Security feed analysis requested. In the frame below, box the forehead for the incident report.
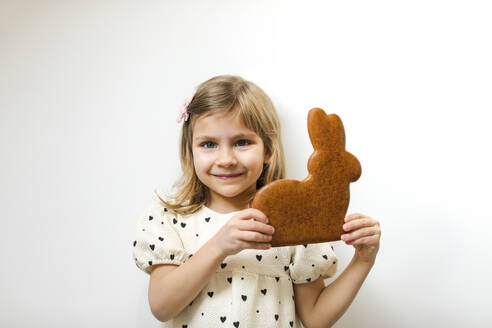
[192,111,259,140]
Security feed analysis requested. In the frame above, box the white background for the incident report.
[1,1,491,327]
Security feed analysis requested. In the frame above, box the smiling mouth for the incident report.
[215,173,243,179]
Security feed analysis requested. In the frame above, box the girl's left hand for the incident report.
[341,213,381,264]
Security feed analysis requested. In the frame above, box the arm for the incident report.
[149,239,226,322]
[295,255,374,328]
[148,208,274,322]
[295,212,380,328]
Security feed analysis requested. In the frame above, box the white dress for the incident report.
[132,194,338,328]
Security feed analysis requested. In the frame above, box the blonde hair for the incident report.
[155,75,286,216]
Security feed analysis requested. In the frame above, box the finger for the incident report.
[349,234,380,246]
[238,208,269,224]
[341,226,380,243]
[240,241,272,251]
[343,217,378,231]
[344,213,366,223]
[239,230,273,243]
[237,220,275,235]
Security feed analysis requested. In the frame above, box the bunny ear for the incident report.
[307,108,346,151]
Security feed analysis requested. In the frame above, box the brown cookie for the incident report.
[252,108,362,246]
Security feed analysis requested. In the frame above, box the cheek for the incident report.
[241,152,265,172]
[191,150,203,169]
[193,157,206,170]
[193,152,213,171]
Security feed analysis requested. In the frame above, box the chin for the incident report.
[216,187,250,198]
[217,190,244,198]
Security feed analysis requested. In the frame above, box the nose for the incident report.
[216,146,237,167]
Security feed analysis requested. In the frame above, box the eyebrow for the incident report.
[194,133,257,141]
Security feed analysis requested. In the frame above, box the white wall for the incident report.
[1,1,491,327]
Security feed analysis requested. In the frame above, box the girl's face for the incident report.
[191,110,270,211]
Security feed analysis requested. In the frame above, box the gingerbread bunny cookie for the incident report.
[252,108,362,247]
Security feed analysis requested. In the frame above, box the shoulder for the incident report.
[288,242,338,283]
[150,194,178,216]
[136,194,178,228]
[149,193,206,218]
[290,242,336,257]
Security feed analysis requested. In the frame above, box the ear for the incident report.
[308,109,345,151]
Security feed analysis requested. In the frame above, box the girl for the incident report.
[132,75,381,328]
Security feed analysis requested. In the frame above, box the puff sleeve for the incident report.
[288,242,338,284]
[132,197,191,274]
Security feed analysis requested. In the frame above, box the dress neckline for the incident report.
[202,204,243,217]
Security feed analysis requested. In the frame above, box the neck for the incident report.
[205,192,255,214]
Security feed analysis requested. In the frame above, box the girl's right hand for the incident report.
[209,208,275,257]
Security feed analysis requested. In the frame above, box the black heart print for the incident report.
[274,314,279,321]
[180,222,186,228]
[220,316,226,322]
[227,277,232,284]
[149,215,153,221]
[173,218,177,224]
[149,244,155,251]
[233,322,240,327]
[241,295,247,301]
[208,291,214,297]
[221,263,227,269]
[261,289,267,295]
[205,217,211,222]
[158,237,164,241]
[256,255,262,261]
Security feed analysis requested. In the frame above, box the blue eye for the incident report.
[236,139,251,146]
[201,141,215,148]
[200,140,251,148]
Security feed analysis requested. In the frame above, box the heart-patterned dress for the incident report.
[133,194,338,328]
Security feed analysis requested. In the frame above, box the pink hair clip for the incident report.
[177,92,195,123]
